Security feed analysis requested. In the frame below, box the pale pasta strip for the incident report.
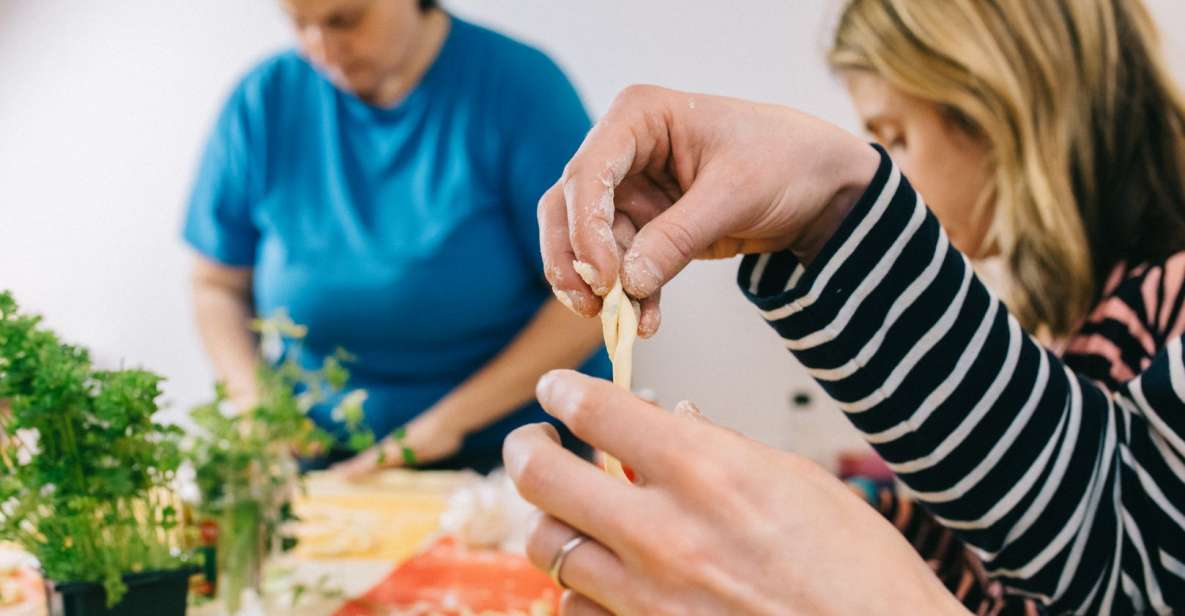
[599,278,639,481]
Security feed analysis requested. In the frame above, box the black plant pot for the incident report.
[45,567,196,616]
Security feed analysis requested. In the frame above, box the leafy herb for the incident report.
[380,425,418,468]
[182,310,375,613]
[286,572,344,607]
[0,291,188,606]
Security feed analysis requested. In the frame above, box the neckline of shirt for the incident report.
[335,13,466,121]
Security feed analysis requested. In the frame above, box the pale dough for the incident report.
[599,279,639,482]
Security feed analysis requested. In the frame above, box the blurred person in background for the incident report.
[183,0,608,475]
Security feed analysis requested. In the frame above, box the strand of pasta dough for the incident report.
[600,278,639,482]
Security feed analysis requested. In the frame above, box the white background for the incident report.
[2,1,1183,465]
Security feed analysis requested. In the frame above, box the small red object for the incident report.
[333,536,560,616]
[198,519,219,544]
[837,450,894,481]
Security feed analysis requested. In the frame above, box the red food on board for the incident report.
[334,536,560,616]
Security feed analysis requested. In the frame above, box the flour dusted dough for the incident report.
[599,279,639,481]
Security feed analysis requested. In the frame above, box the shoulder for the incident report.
[451,17,564,73]
[196,51,321,190]
[443,17,589,160]
[448,17,582,103]
[221,50,320,113]
[205,50,326,155]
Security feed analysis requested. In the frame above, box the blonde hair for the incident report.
[830,0,1185,336]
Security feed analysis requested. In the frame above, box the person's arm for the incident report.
[333,298,603,473]
[738,148,1185,612]
[183,75,264,407]
[425,297,603,433]
[190,256,259,410]
[334,45,606,473]
[420,297,602,445]
[535,85,1185,613]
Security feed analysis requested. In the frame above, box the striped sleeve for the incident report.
[737,145,1185,613]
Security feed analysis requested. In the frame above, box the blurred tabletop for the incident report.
[5,470,559,616]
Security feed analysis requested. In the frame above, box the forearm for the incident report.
[191,267,259,408]
[738,147,1121,609]
[423,297,604,435]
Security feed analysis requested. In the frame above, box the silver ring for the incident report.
[548,535,588,590]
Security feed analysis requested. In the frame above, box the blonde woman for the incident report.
[831,0,1185,611]
[502,0,1185,613]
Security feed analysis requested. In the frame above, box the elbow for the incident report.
[190,257,253,302]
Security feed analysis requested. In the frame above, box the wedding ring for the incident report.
[547,534,588,590]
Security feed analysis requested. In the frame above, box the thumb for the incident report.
[620,174,740,298]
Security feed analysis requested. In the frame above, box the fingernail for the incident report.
[572,260,597,286]
[572,260,610,295]
[536,370,562,405]
[639,305,661,338]
[623,252,661,297]
[551,287,579,313]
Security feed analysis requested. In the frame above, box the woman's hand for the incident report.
[331,412,464,478]
[504,370,969,616]
[539,85,879,333]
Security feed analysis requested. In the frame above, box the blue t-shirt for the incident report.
[183,17,610,460]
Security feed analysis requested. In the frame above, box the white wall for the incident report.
[2,1,1183,465]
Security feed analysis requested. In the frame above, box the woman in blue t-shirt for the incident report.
[183,0,610,474]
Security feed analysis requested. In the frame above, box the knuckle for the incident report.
[544,264,562,289]
[513,450,551,501]
[560,168,582,197]
[651,532,713,588]
[615,84,659,109]
[523,514,553,568]
[504,428,548,495]
[649,440,685,473]
[673,452,730,498]
[560,385,603,436]
[652,217,702,262]
[667,532,709,569]
[536,184,560,220]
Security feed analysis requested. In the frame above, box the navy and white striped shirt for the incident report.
[738,146,1185,614]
